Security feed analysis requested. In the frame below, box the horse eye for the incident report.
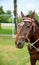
[22,38,25,41]
[27,24,30,27]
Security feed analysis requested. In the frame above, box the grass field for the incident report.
[0,36,39,65]
[0,25,15,35]
[0,29,12,35]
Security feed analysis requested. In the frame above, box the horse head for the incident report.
[15,11,36,48]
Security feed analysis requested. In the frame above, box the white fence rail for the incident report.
[1,23,14,26]
[0,14,17,38]
[0,23,16,38]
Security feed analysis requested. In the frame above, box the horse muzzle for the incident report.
[15,41,24,48]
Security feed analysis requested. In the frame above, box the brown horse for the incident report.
[15,12,39,65]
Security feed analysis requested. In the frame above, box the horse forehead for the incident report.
[22,17,34,22]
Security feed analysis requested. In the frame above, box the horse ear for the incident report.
[30,11,35,18]
[21,11,25,18]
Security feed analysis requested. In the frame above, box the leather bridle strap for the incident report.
[30,39,39,51]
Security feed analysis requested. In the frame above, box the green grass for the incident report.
[0,29,12,35]
[0,36,39,65]
[0,26,15,35]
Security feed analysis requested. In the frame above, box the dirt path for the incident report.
[0,45,18,51]
[26,62,30,65]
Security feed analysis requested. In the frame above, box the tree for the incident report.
[0,6,5,14]
[0,6,5,29]
[5,10,12,23]
[34,13,39,22]
[28,10,33,15]
[0,6,12,29]
[28,10,39,23]
[14,0,18,33]
[6,10,12,15]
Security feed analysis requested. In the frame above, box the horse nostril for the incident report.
[19,42,21,45]
[18,42,21,47]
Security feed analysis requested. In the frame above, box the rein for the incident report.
[29,39,39,51]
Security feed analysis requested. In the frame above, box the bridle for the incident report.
[17,17,39,51]
[17,17,34,38]
[24,18,39,51]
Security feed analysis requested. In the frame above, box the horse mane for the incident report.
[34,18,39,27]
[33,18,39,33]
